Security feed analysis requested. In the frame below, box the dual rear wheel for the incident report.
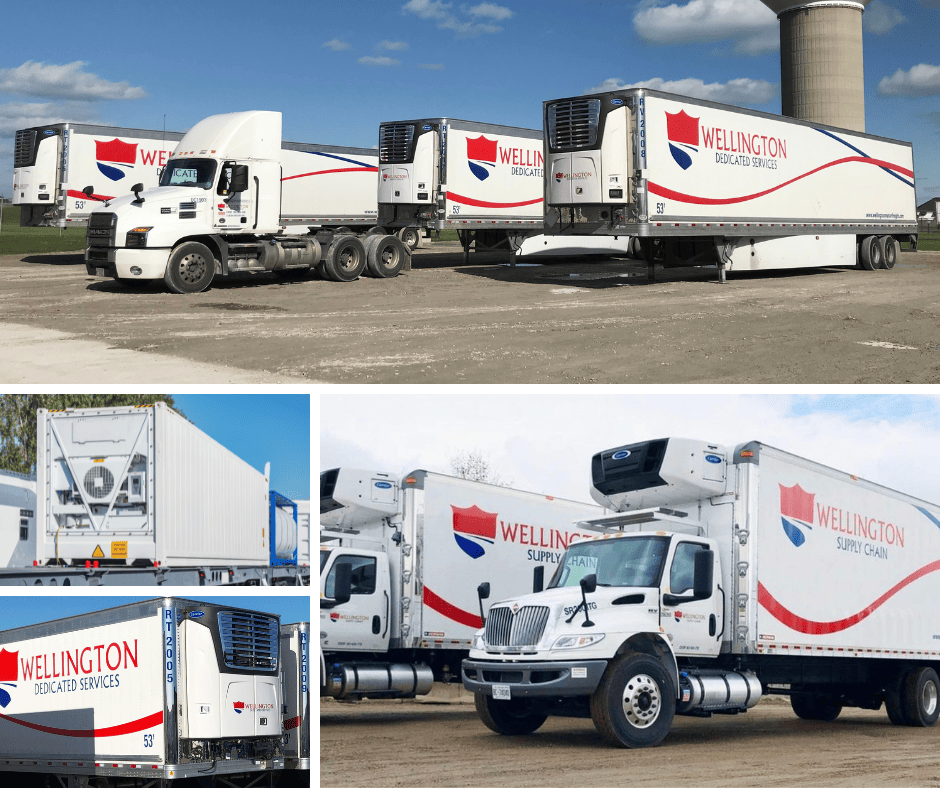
[859,235,899,271]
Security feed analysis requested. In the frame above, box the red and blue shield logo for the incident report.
[95,138,138,182]
[779,483,815,547]
[452,504,497,559]
[666,111,699,171]
[0,648,19,708]
[467,135,498,181]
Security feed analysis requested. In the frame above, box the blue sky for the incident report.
[1,0,938,203]
[172,394,310,501]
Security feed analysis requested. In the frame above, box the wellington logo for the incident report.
[233,701,245,714]
[95,139,138,182]
[467,135,498,181]
[666,110,699,171]
[0,648,17,708]
[452,504,497,559]
[780,483,815,547]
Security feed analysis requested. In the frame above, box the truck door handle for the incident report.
[372,615,381,635]
[382,590,390,638]
[709,614,717,637]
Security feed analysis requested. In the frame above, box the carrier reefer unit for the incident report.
[36,403,269,568]
[0,597,283,784]
[279,622,310,772]
[0,469,36,568]
[84,110,389,292]
[13,123,184,227]
[320,468,605,700]
[463,438,940,747]
[542,89,917,280]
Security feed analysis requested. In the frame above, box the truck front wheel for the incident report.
[790,692,842,721]
[164,242,216,293]
[903,667,940,726]
[590,653,675,748]
[474,692,548,735]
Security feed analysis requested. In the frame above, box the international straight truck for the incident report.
[542,88,917,281]
[13,123,184,227]
[319,468,605,700]
[0,597,284,787]
[463,438,940,747]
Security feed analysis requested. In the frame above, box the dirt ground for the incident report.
[320,693,940,788]
[1,244,939,383]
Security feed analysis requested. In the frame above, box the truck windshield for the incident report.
[160,158,217,189]
[549,536,668,589]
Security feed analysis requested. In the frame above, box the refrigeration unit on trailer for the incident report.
[542,88,917,281]
[463,437,940,747]
[320,467,606,701]
[279,622,310,773]
[0,597,283,786]
[36,403,269,569]
[12,123,184,227]
[0,469,35,568]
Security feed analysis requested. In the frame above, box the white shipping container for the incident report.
[37,404,269,567]
[279,622,310,770]
[0,470,35,568]
[295,500,310,565]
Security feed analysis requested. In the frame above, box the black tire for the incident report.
[163,242,216,293]
[321,236,366,282]
[885,671,910,725]
[398,226,422,251]
[902,667,940,727]
[790,692,843,722]
[590,653,675,748]
[473,692,547,736]
[859,235,881,271]
[366,235,408,278]
[880,236,898,270]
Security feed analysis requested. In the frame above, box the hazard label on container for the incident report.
[92,545,104,558]
[111,541,128,559]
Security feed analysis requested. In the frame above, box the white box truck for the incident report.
[0,598,283,784]
[463,437,940,747]
[320,467,605,700]
[279,622,310,774]
[12,123,184,227]
[0,469,36,568]
[83,110,393,292]
[542,89,918,281]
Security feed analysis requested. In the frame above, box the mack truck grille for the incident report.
[86,212,117,247]
[484,606,550,649]
[14,129,38,168]
[548,98,600,149]
[379,124,415,163]
[218,611,279,671]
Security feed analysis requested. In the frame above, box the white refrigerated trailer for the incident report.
[463,438,940,747]
[542,89,918,281]
[12,123,183,227]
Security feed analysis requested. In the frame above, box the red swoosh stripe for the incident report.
[446,191,542,209]
[0,710,163,738]
[649,156,914,206]
[67,189,114,201]
[423,587,483,629]
[282,167,377,182]
[758,558,940,635]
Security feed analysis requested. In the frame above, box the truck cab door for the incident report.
[214,161,253,230]
[660,540,723,657]
[320,549,391,653]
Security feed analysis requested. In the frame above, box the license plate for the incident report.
[492,684,511,701]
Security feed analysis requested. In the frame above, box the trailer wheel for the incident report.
[474,692,547,735]
[164,242,216,293]
[398,226,422,251]
[880,236,898,270]
[321,236,367,282]
[590,653,675,748]
[902,667,940,726]
[858,236,882,271]
[367,235,408,278]
[885,671,911,724]
[790,692,842,721]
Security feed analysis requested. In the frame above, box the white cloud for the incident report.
[418,63,446,70]
[633,0,778,56]
[863,0,907,34]
[358,56,403,67]
[0,101,104,136]
[878,63,940,96]
[322,38,352,51]
[0,61,146,101]
[376,40,409,51]
[585,76,776,106]
[403,0,510,37]
[403,0,452,20]
[467,2,514,20]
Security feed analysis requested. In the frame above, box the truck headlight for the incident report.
[126,227,153,247]
[471,630,486,651]
[552,633,606,650]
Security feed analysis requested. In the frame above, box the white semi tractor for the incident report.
[319,467,604,700]
[542,88,917,281]
[463,437,940,747]
[12,122,184,227]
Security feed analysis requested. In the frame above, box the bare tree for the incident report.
[449,449,512,487]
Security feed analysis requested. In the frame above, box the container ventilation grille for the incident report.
[14,129,38,168]
[83,466,115,499]
[218,611,279,671]
[379,125,415,163]
[484,606,550,649]
[548,99,601,149]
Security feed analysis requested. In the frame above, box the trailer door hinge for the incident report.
[737,562,749,577]
[736,529,749,545]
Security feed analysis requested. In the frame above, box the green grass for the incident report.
[0,206,87,255]
[430,229,460,243]
[917,231,940,252]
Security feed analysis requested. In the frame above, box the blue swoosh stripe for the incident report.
[300,150,375,169]
[915,506,940,530]
[816,128,913,188]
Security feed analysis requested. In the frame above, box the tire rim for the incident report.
[621,674,661,729]
[381,243,400,270]
[179,252,207,284]
[339,246,360,272]
[922,681,938,717]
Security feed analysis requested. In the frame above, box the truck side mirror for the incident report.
[320,562,352,609]
[693,549,714,600]
[580,573,597,595]
[229,164,249,192]
[477,582,490,625]
[82,185,94,197]
[533,566,544,593]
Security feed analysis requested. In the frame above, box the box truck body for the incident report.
[320,468,605,700]
[542,89,917,278]
[12,123,184,227]
[0,470,36,568]
[463,438,940,747]
[36,404,268,568]
[279,622,310,770]
[0,598,283,780]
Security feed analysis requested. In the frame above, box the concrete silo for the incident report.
[760,0,870,132]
